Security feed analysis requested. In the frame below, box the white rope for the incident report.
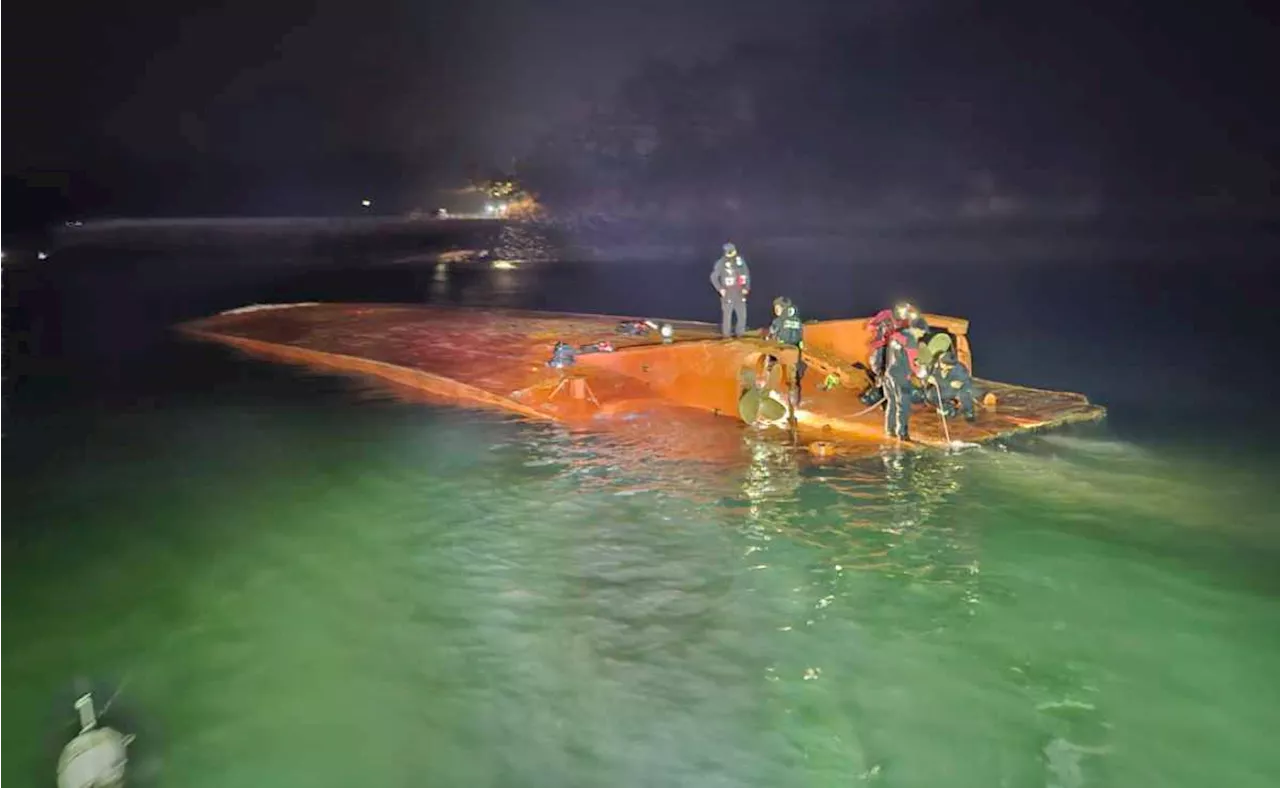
[930,379,954,445]
[95,676,131,719]
[848,396,885,419]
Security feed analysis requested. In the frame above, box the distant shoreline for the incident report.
[56,215,503,233]
[43,216,508,252]
[17,209,1276,269]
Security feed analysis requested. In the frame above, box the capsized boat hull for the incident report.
[177,303,1105,460]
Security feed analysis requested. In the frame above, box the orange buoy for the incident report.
[807,441,837,457]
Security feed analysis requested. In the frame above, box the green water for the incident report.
[4,366,1280,788]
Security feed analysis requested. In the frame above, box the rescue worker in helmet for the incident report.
[860,302,920,406]
[881,315,929,441]
[869,302,919,376]
[709,242,751,337]
[926,350,977,422]
[765,296,807,406]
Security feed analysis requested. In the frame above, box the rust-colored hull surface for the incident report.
[179,303,1105,461]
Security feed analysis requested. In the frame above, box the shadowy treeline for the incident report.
[516,1,1279,229]
[4,156,413,224]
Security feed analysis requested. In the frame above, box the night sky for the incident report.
[4,0,1278,219]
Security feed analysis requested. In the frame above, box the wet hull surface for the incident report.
[178,303,1106,461]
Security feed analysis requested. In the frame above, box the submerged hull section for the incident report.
[178,303,1105,460]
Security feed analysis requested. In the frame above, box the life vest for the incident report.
[883,328,922,378]
[720,258,748,289]
[868,309,908,352]
[779,316,803,344]
[770,307,804,346]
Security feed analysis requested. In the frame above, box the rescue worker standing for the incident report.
[882,316,929,441]
[710,242,751,337]
[868,302,918,379]
[861,302,919,406]
[766,296,807,406]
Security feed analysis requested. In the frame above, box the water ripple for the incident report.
[4,408,1279,787]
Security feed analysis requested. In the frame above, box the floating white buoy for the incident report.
[56,693,134,788]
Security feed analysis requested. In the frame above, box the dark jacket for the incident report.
[767,309,804,347]
[710,255,751,297]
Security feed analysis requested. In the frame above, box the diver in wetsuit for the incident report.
[882,317,929,440]
[766,296,806,406]
[926,350,977,422]
[710,242,751,337]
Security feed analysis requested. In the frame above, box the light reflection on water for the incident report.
[8,225,1280,786]
[4,390,1280,787]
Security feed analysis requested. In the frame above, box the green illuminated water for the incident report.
[6,241,1280,787]
[4,361,1279,787]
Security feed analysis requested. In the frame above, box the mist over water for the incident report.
[4,223,1279,787]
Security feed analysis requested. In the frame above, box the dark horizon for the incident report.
[4,0,1279,228]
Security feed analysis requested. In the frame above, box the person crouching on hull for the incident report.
[710,242,751,337]
[765,296,806,406]
[926,351,977,422]
[882,317,929,441]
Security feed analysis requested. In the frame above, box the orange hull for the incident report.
[177,303,1105,461]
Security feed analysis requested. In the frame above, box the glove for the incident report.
[718,289,726,297]
[915,367,927,380]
